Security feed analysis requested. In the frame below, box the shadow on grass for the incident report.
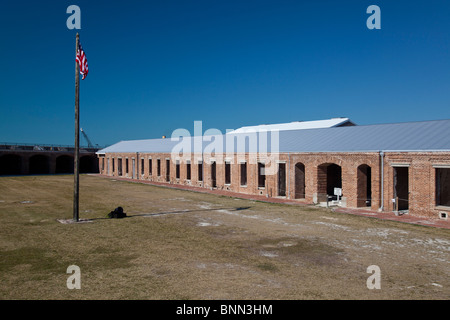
[88,206,252,221]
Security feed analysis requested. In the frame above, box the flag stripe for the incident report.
[76,42,89,80]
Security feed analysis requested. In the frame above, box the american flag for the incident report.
[76,41,89,80]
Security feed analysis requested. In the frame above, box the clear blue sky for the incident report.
[1,0,449,147]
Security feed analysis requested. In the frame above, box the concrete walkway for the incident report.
[94,174,450,230]
[331,207,450,230]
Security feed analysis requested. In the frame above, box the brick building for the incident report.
[97,119,450,220]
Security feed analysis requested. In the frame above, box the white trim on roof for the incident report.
[226,118,354,134]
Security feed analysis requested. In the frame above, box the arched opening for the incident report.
[56,155,74,174]
[29,155,50,175]
[0,154,22,175]
[294,162,305,199]
[317,163,342,200]
[357,164,372,207]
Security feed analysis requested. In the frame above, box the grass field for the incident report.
[0,175,449,300]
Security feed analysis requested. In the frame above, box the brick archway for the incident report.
[317,163,342,200]
[29,155,50,175]
[0,154,22,175]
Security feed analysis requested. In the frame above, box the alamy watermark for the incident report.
[66,4,381,34]
[66,265,81,290]
[366,265,381,289]
[367,5,381,30]
[66,5,81,30]
[170,121,280,175]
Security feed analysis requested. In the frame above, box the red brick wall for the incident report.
[383,152,450,218]
[98,151,450,219]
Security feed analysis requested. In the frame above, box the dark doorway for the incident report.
[29,155,50,175]
[80,155,98,173]
[198,161,203,182]
[327,164,342,196]
[186,161,191,180]
[294,163,305,199]
[157,159,161,176]
[0,155,22,175]
[176,160,180,179]
[56,155,74,174]
[118,158,123,176]
[278,163,286,196]
[211,161,217,188]
[394,167,409,211]
[258,163,266,188]
[436,168,450,207]
[357,165,372,207]
[318,163,342,200]
[166,159,170,182]
[225,161,231,185]
[240,162,247,186]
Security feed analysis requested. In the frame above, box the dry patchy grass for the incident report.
[0,175,448,300]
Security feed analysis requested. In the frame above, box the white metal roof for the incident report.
[97,119,450,154]
[226,117,355,134]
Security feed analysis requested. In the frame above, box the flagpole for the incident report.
[73,32,80,222]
